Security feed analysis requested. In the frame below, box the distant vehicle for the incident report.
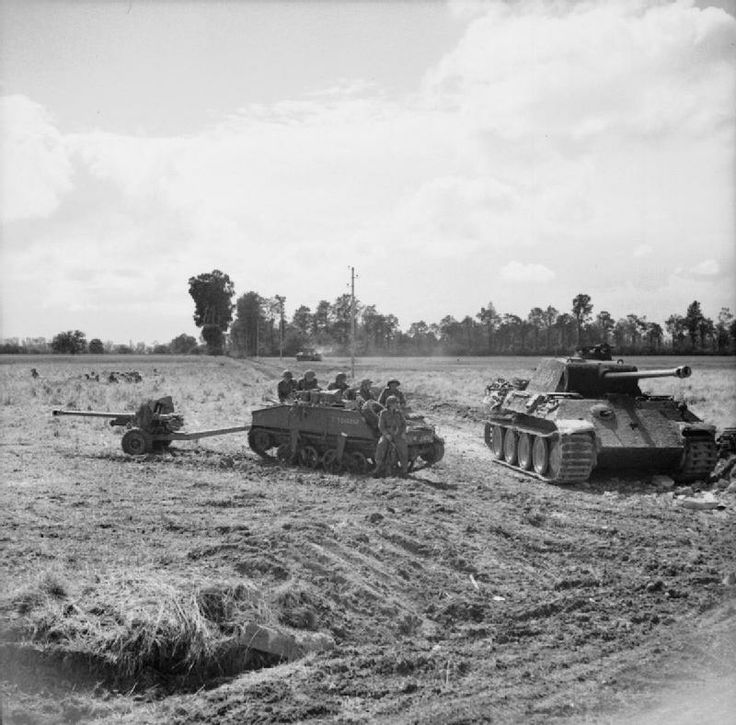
[296,349,322,362]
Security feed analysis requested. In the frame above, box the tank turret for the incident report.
[483,356,717,485]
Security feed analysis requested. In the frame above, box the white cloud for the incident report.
[634,244,653,258]
[0,95,73,223]
[500,261,555,283]
[673,259,721,279]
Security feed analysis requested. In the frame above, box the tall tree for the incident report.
[230,291,263,357]
[572,293,593,345]
[477,302,500,353]
[684,300,705,350]
[51,330,87,354]
[188,269,235,355]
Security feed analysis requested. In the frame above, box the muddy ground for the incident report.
[1,356,735,724]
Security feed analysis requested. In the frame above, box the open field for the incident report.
[1,354,736,724]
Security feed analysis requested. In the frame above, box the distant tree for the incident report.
[665,314,687,352]
[541,306,559,351]
[527,307,545,352]
[230,291,263,357]
[477,302,500,353]
[169,333,198,354]
[51,330,87,354]
[152,343,171,354]
[188,269,235,355]
[572,293,593,345]
[684,301,705,350]
[292,306,313,338]
[88,338,105,354]
[115,344,133,354]
[595,311,615,344]
[715,308,733,353]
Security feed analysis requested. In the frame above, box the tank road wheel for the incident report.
[121,428,152,455]
[532,436,549,476]
[548,439,563,479]
[675,435,718,483]
[248,428,272,458]
[545,433,596,484]
[503,428,518,465]
[483,423,493,449]
[491,425,505,459]
[276,443,294,465]
[345,451,370,475]
[321,449,343,474]
[298,445,320,469]
[517,433,533,470]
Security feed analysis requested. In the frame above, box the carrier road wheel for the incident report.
[532,436,549,476]
[517,433,533,470]
[421,439,445,465]
[503,428,518,465]
[248,428,272,458]
[276,443,293,464]
[345,451,369,474]
[298,445,320,469]
[321,449,343,474]
[491,425,505,459]
[122,428,152,455]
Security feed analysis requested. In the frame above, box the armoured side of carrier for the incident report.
[483,356,718,484]
[248,390,444,474]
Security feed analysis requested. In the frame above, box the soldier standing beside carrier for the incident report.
[373,395,409,478]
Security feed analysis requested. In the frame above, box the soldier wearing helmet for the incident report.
[378,378,405,407]
[373,394,409,478]
[277,370,297,402]
[297,370,320,392]
[327,372,350,394]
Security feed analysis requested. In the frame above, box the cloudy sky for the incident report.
[1,0,734,345]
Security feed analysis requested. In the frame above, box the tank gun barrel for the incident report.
[601,365,691,381]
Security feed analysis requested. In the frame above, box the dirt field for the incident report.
[1,354,735,724]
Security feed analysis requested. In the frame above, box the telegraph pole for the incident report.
[350,266,356,380]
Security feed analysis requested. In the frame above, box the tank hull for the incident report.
[483,358,718,484]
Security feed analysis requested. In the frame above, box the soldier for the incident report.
[327,372,350,394]
[378,379,406,407]
[277,370,297,402]
[297,370,320,391]
[357,378,375,402]
[373,395,409,478]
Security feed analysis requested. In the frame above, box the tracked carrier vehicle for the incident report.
[248,390,444,474]
[483,357,717,484]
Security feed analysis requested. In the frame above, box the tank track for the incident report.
[674,433,718,483]
[485,424,597,485]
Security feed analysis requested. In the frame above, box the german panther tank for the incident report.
[248,390,444,474]
[483,357,717,484]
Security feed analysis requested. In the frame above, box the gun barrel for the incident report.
[52,410,134,426]
[601,366,691,381]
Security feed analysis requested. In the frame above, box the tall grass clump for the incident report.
[3,569,269,686]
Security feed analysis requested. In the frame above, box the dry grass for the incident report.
[3,567,274,686]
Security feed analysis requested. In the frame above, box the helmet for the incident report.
[282,370,293,378]
[361,378,373,386]
[386,395,399,406]
[305,370,315,378]
[336,372,347,380]
[387,379,400,386]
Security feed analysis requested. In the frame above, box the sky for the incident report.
[1,0,735,345]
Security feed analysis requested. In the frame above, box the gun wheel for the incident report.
[121,428,152,455]
[298,445,319,469]
[321,449,343,474]
[421,439,445,465]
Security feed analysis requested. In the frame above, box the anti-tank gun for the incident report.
[52,396,249,455]
[483,356,717,485]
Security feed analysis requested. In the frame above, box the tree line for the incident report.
[2,269,734,356]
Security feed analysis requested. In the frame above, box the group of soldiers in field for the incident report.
[276,369,409,478]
